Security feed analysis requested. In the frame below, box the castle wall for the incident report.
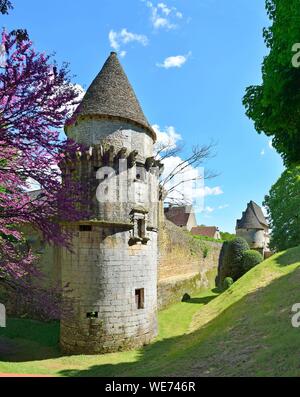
[60,224,157,354]
[12,219,222,320]
[157,220,222,309]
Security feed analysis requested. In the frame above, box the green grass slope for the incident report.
[176,245,300,376]
[0,246,300,376]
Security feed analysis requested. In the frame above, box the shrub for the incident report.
[218,237,249,286]
[242,250,263,273]
[222,277,233,290]
[181,293,191,302]
[202,245,209,258]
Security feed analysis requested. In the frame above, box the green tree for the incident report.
[220,231,235,241]
[217,237,249,286]
[264,165,300,250]
[243,0,300,165]
[242,250,264,273]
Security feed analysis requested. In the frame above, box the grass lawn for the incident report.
[1,245,300,376]
[0,289,218,376]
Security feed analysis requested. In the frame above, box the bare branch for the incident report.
[158,139,218,205]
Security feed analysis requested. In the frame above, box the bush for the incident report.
[222,277,233,290]
[181,293,191,302]
[202,245,209,258]
[242,250,263,272]
[218,237,249,286]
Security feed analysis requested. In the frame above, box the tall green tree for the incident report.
[243,0,300,165]
[264,166,300,251]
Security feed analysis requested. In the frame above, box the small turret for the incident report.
[236,201,269,255]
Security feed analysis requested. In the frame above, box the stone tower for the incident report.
[236,200,270,256]
[59,52,161,354]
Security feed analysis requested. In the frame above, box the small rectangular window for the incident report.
[135,288,144,309]
[79,225,92,232]
[137,219,146,239]
[86,311,98,319]
[135,164,145,181]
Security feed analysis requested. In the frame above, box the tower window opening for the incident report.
[135,288,144,309]
[137,219,145,238]
[79,225,92,232]
[104,174,108,179]
[86,311,98,319]
[135,164,145,182]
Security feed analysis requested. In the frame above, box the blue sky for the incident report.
[4,0,284,233]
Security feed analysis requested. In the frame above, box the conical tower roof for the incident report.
[236,201,268,230]
[68,52,156,141]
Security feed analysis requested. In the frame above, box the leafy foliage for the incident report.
[222,277,233,291]
[242,250,263,273]
[193,234,223,243]
[217,237,249,285]
[264,165,300,251]
[220,231,235,241]
[243,0,300,165]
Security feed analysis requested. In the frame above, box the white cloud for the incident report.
[152,121,221,210]
[160,155,222,208]
[153,124,182,151]
[157,52,191,69]
[262,206,268,217]
[120,29,149,46]
[199,186,223,197]
[108,30,120,50]
[218,204,229,210]
[108,28,149,57]
[203,206,214,213]
[66,83,85,116]
[158,2,171,15]
[145,1,183,30]
[260,139,274,156]
[160,155,201,204]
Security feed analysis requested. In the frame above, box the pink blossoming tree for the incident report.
[0,30,87,318]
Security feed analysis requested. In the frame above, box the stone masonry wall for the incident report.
[67,118,153,160]
[11,219,222,319]
[60,224,158,354]
[157,220,222,309]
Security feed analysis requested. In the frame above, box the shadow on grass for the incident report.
[0,319,61,362]
[1,252,300,376]
[274,247,300,267]
[184,295,217,305]
[57,264,300,377]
